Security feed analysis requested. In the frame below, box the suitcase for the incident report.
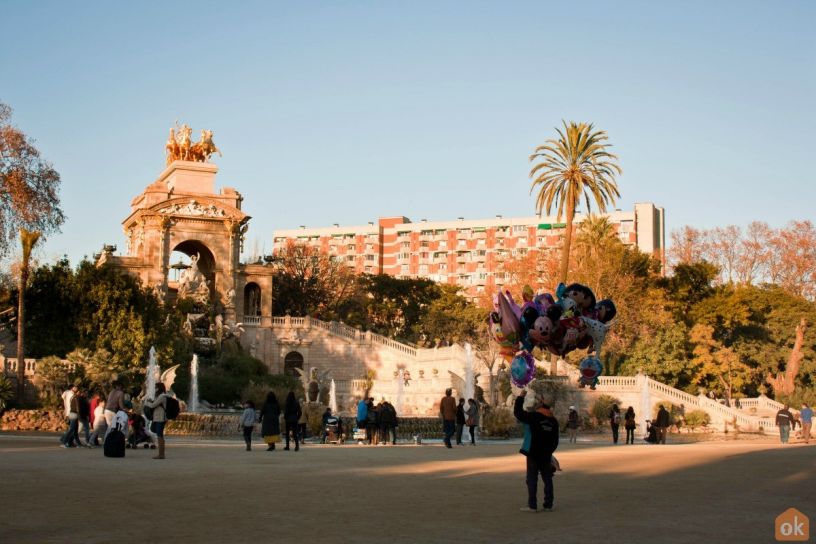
[104,429,126,458]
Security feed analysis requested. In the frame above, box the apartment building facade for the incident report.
[273,203,665,298]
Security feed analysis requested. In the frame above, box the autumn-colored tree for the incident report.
[668,226,708,267]
[766,318,807,396]
[271,241,358,319]
[0,103,64,254]
[689,323,752,404]
[529,121,621,284]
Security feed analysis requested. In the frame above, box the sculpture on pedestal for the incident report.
[177,253,210,303]
[165,123,222,164]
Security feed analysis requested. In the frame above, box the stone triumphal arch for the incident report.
[98,138,274,331]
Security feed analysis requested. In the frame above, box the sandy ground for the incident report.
[0,433,814,544]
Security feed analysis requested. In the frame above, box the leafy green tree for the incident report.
[689,323,753,404]
[24,258,77,357]
[622,324,694,390]
[417,284,484,345]
[529,121,622,284]
[658,261,719,323]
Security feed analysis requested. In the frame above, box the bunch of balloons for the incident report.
[489,282,616,388]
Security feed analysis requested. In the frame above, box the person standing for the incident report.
[776,404,796,444]
[455,398,466,446]
[297,397,308,446]
[259,392,281,451]
[367,398,380,445]
[144,383,169,459]
[378,401,396,445]
[655,405,671,445]
[514,391,559,512]
[465,399,479,445]
[283,392,301,451]
[239,400,256,451]
[800,403,813,444]
[624,406,636,444]
[356,397,368,435]
[439,388,457,449]
[104,381,125,433]
[609,404,621,444]
[566,406,579,444]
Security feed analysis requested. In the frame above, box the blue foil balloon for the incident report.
[510,351,536,387]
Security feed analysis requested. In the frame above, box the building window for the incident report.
[420,241,429,248]
[366,254,375,261]
[513,225,526,233]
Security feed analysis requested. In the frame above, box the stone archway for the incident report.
[169,240,216,305]
[243,282,261,318]
[283,351,304,377]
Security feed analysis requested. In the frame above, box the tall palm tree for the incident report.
[16,228,40,402]
[529,121,622,284]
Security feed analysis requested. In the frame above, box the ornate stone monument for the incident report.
[98,125,273,329]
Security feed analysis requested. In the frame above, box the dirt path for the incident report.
[1,434,814,543]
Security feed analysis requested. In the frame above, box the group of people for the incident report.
[356,397,399,445]
[240,391,304,452]
[775,403,813,444]
[59,381,171,459]
[439,389,480,448]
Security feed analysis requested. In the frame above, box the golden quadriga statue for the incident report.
[165,123,222,165]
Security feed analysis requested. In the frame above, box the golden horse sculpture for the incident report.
[165,125,221,165]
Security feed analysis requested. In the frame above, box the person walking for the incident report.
[624,406,636,444]
[59,385,78,448]
[514,390,559,512]
[439,388,457,449]
[144,383,169,459]
[465,399,479,445]
[76,389,91,447]
[283,392,301,451]
[776,404,796,444]
[455,398,466,446]
[566,406,579,444]
[655,405,671,444]
[609,404,621,444]
[259,392,281,451]
[239,400,256,451]
[89,398,107,447]
[800,403,813,444]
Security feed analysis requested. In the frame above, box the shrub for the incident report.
[481,406,518,438]
[303,403,327,436]
[199,353,271,406]
[684,410,710,430]
[591,394,622,426]
[241,375,305,413]
[31,356,83,409]
[0,374,13,412]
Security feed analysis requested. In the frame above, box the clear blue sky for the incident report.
[2,1,814,265]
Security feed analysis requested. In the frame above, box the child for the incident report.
[239,401,256,451]
[514,391,559,512]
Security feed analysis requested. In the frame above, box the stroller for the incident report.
[644,420,658,444]
[127,413,156,449]
[322,415,344,444]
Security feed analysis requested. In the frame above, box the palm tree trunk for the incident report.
[16,267,27,402]
[558,203,576,284]
[16,229,40,405]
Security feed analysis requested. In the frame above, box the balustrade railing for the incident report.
[243,315,261,325]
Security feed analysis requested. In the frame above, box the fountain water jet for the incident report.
[188,354,200,413]
[395,368,405,416]
[145,346,159,402]
[462,343,475,443]
[329,379,338,414]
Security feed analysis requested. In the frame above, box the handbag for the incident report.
[466,417,474,426]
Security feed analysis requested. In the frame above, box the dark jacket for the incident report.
[259,400,281,437]
[456,403,466,425]
[284,397,302,423]
[513,396,559,462]
[77,395,91,419]
[367,404,379,427]
[776,409,796,428]
[379,403,397,426]
[656,408,671,428]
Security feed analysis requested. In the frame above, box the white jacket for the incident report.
[61,390,74,417]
